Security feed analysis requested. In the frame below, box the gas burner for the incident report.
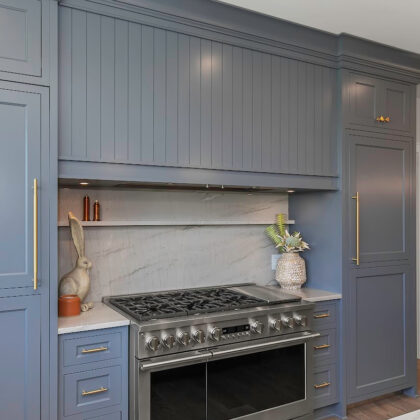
[108,287,271,321]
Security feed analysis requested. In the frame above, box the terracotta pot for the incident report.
[58,294,81,317]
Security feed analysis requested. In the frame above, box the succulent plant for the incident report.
[265,213,309,253]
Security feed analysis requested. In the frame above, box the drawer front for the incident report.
[312,329,336,367]
[312,302,337,330]
[85,411,122,420]
[63,366,122,417]
[313,364,338,409]
[62,331,123,367]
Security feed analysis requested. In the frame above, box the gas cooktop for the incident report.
[106,284,300,322]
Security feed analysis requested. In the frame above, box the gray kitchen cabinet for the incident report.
[346,131,412,267]
[347,72,413,134]
[58,4,337,179]
[346,265,415,402]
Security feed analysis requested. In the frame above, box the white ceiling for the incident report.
[215,0,420,55]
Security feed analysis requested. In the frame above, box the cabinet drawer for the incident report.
[313,364,338,409]
[62,331,123,367]
[63,366,122,417]
[84,410,122,420]
[312,302,337,330]
[312,329,336,366]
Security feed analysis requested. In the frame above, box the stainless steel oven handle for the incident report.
[140,351,212,371]
[211,332,321,358]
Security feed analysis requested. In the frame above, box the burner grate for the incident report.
[109,287,269,321]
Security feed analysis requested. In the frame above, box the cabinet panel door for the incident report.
[347,266,414,401]
[347,133,411,266]
[0,88,42,289]
[348,73,381,129]
[382,80,412,133]
[0,0,41,76]
[0,295,41,420]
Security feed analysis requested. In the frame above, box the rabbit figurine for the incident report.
[59,212,93,305]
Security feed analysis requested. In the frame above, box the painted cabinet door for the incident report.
[347,73,413,133]
[346,132,411,266]
[0,294,41,420]
[0,0,42,76]
[0,87,43,290]
[347,265,415,402]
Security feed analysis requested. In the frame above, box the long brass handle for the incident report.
[81,347,108,354]
[314,344,331,350]
[314,382,331,389]
[352,192,360,266]
[33,178,38,290]
[314,313,330,319]
[81,386,108,396]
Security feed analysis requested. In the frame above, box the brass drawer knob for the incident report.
[81,346,108,354]
[82,386,108,396]
[314,382,331,389]
[314,344,331,350]
[384,116,390,123]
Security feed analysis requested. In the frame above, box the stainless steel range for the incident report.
[104,283,320,420]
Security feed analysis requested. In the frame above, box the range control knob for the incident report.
[146,336,161,352]
[294,314,307,327]
[162,334,176,349]
[177,331,191,346]
[281,315,295,329]
[193,329,206,344]
[210,327,222,342]
[250,321,264,334]
[270,318,282,332]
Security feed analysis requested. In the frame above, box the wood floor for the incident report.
[338,361,420,420]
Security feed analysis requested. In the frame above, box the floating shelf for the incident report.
[58,220,295,227]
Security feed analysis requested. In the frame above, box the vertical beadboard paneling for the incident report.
[58,7,72,158]
[232,47,243,170]
[141,26,154,163]
[115,20,129,161]
[189,36,201,166]
[200,39,212,168]
[100,16,116,161]
[329,68,338,176]
[166,32,178,165]
[261,53,272,171]
[128,22,142,163]
[86,12,101,161]
[177,34,190,166]
[297,61,306,174]
[306,63,315,175]
[211,42,223,168]
[58,7,338,178]
[271,56,281,172]
[71,9,87,158]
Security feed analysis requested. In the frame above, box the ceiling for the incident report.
[215,0,420,55]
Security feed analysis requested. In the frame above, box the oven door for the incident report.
[207,332,318,420]
[134,350,212,420]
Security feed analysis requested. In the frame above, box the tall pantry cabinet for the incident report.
[0,1,58,420]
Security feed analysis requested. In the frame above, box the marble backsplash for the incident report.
[58,188,288,301]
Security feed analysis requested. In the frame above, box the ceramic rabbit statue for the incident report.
[59,212,93,310]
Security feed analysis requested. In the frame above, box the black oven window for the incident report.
[150,363,207,420]
[207,344,306,420]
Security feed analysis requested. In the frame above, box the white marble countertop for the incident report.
[268,286,342,302]
[58,302,130,335]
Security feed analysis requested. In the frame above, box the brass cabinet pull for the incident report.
[352,192,360,266]
[81,386,108,396]
[81,346,108,354]
[314,382,331,389]
[314,313,330,319]
[33,178,38,290]
[384,116,390,123]
[314,344,331,350]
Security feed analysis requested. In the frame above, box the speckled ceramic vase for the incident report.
[275,252,306,290]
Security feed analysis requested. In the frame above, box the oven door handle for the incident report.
[210,332,320,359]
[139,351,212,371]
